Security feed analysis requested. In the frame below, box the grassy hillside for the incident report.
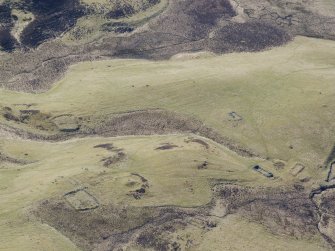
[1,36,335,250]
[1,36,335,174]
[0,134,330,250]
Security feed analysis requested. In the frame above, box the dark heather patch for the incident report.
[185,0,236,25]
[19,0,85,48]
[106,4,135,19]
[148,0,160,5]
[186,138,210,149]
[215,185,320,239]
[33,184,329,250]
[209,21,292,53]
[101,22,134,33]
[0,3,16,52]
[106,0,161,20]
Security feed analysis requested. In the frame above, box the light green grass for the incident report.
[0,133,281,250]
[1,36,335,250]
[1,36,335,177]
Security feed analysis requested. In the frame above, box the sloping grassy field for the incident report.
[0,134,275,250]
[1,36,335,250]
[1,36,335,174]
[0,134,331,250]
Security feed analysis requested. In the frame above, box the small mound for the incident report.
[184,137,210,149]
[101,151,126,167]
[52,115,80,132]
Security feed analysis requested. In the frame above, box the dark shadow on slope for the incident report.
[208,21,292,53]
[19,0,85,48]
[0,3,16,52]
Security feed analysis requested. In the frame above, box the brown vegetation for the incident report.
[33,183,335,250]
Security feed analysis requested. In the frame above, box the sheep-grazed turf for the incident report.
[1,1,335,250]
